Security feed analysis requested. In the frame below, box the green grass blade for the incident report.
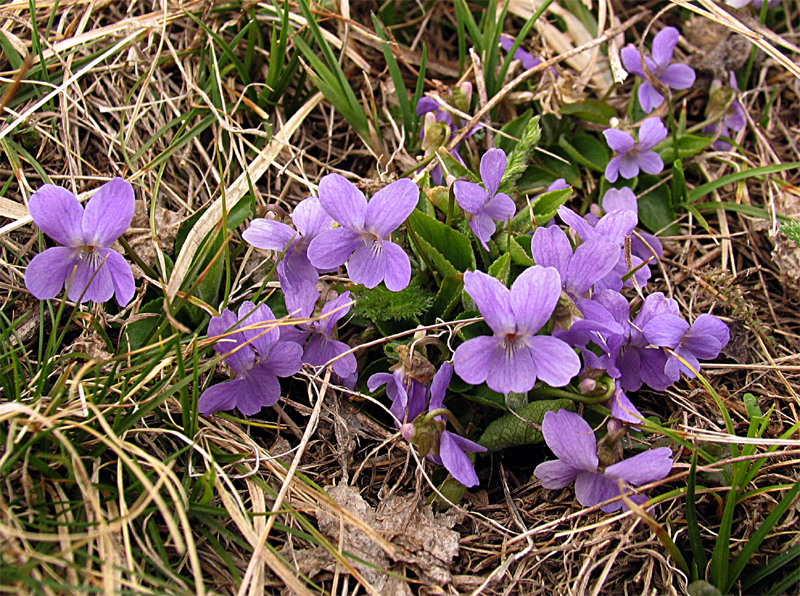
[686,449,708,581]
[372,13,413,147]
[454,0,483,55]
[688,162,800,202]
[726,478,800,593]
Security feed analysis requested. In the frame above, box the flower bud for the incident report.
[453,82,473,113]
[421,113,449,152]
[578,378,597,395]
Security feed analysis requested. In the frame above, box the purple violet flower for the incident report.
[368,366,428,426]
[600,187,664,261]
[534,409,673,512]
[384,363,486,487]
[556,205,649,292]
[288,291,357,379]
[726,0,779,8]
[621,27,696,114]
[198,302,303,416]
[422,363,486,487]
[530,225,620,299]
[499,34,541,70]
[307,174,418,291]
[25,178,136,306]
[643,313,730,382]
[453,266,581,394]
[243,197,333,317]
[577,290,680,392]
[702,72,746,151]
[603,118,668,183]
[453,148,517,250]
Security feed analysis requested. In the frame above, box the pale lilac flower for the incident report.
[289,291,357,379]
[621,27,696,113]
[25,178,135,306]
[702,72,746,151]
[423,363,486,487]
[198,302,303,416]
[453,148,516,250]
[243,197,333,317]
[368,366,428,425]
[726,0,779,8]
[500,34,540,70]
[453,266,581,394]
[307,175,418,291]
[557,205,649,291]
[530,225,620,298]
[643,313,729,382]
[534,409,673,512]
[603,118,668,182]
[600,187,664,261]
[387,363,486,487]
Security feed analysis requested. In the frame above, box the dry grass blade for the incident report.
[166,92,324,300]
[670,0,800,79]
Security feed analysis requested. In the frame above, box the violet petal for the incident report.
[28,185,85,247]
[317,173,367,232]
[81,178,135,248]
[25,246,77,300]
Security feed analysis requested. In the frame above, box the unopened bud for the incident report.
[422,113,448,152]
[609,116,620,129]
[578,378,597,394]
[453,82,473,113]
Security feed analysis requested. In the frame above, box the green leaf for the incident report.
[518,147,580,188]
[439,148,479,182]
[743,393,761,419]
[497,233,535,266]
[688,162,800,202]
[638,175,678,235]
[125,299,166,352]
[558,100,616,125]
[686,450,708,582]
[488,252,511,285]
[496,109,534,154]
[407,209,476,273]
[478,399,576,450]
[529,187,573,226]
[693,201,792,223]
[671,159,688,208]
[424,275,464,325]
[686,581,723,596]
[460,384,506,410]
[655,135,712,163]
[558,134,608,172]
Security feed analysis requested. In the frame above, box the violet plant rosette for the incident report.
[242,197,334,318]
[307,174,418,291]
[603,117,668,183]
[620,26,696,114]
[453,148,517,250]
[25,178,136,306]
[198,302,303,416]
[534,409,673,512]
[453,266,581,394]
